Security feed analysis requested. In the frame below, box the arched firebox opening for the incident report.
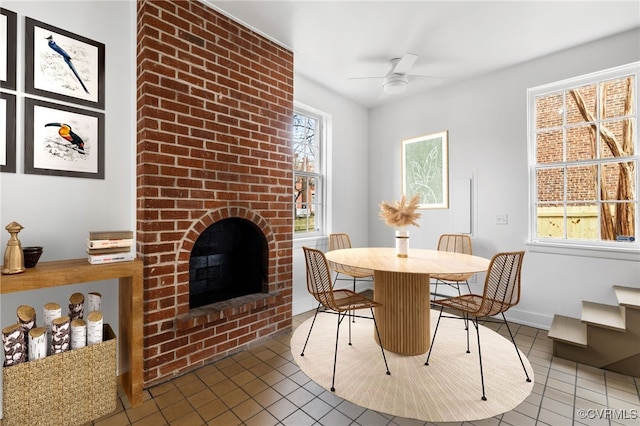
[189,218,267,309]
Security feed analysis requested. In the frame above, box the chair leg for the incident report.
[352,276,357,323]
[465,311,471,353]
[501,313,532,383]
[300,303,321,357]
[456,283,469,331]
[330,311,347,392]
[425,305,444,365]
[370,307,391,376]
[347,308,352,345]
[472,317,487,401]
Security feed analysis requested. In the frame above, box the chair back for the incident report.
[328,233,373,278]
[437,234,472,255]
[477,251,525,317]
[329,233,352,251]
[303,247,340,311]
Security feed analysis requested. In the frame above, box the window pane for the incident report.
[536,204,564,238]
[536,92,563,129]
[294,211,311,233]
[294,175,320,234]
[600,118,635,158]
[566,84,596,125]
[537,168,564,202]
[295,175,311,212]
[604,202,636,241]
[601,161,636,201]
[536,130,563,163]
[293,113,318,172]
[602,76,634,119]
[567,165,596,202]
[566,125,596,162]
[566,203,598,240]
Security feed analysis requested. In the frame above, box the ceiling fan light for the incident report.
[383,76,408,95]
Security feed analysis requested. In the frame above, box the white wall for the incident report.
[0,1,136,412]
[367,28,640,329]
[292,75,370,315]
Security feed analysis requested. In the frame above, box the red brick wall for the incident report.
[136,0,294,386]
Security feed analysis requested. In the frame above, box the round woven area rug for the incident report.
[291,309,534,423]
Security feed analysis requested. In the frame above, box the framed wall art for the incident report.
[401,130,449,209]
[1,8,17,90]
[1,92,16,172]
[25,17,105,109]
[25,97,104,179]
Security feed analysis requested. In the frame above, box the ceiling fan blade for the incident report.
[392,53,418,75]
[408,75,445,85]
[347,76,385,80]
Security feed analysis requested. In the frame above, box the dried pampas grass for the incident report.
[379,195,421,228]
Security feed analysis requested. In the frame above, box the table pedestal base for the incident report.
[373,270,431,355]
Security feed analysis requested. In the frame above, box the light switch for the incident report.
[496,214,508,225]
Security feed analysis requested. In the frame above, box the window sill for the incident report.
[525,240,640,261]
[293,235,328,246]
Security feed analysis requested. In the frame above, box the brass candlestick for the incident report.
[2,221,25,274]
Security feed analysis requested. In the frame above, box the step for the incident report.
[614,285,640,309]
[548,315,587,347]
[581,301,626,331]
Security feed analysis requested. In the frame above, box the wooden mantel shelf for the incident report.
[0,258,144,407]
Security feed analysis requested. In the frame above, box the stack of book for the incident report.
[87,230,135,265]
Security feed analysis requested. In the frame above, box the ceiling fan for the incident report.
[350,53,444,96]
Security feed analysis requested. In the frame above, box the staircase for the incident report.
[548,285,640,377]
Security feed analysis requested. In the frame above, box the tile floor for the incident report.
[86,302,639,426]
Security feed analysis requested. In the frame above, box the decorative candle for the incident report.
[70,319,87,349]
[28,327,47,361]
[68,292,85,320]
[86,311,103,346]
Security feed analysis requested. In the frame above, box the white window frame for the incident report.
[293,103,328,239]
[526,62,640,259]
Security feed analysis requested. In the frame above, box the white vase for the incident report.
[395,229,409,257]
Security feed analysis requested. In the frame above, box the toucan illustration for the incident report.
[45,122,85,153]
[46,35,90,94]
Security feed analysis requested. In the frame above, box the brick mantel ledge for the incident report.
[175,292,279,331]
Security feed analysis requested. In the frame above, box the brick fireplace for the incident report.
[136,0,294,386]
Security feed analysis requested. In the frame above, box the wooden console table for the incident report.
[1,258,144,407]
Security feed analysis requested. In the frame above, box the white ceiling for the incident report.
[205,1,640,109]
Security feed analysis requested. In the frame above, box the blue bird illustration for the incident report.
[45,122,85,153]
[46,35,90,94]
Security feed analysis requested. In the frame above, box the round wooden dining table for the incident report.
[324,247,490,355]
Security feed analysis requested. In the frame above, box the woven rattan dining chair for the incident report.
[424,251,531,401]
[328,233,374,293]
[431,234,474,299]
[300,246,391,392]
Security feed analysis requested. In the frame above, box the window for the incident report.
[528,62,639,250]
[293,105,327,237]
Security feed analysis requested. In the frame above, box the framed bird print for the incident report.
[25,98,104,179]
[1,92,16,172]
[1,8,17,90]
[25,17,105,109]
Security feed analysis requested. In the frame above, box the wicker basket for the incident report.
[2,324,117,426]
